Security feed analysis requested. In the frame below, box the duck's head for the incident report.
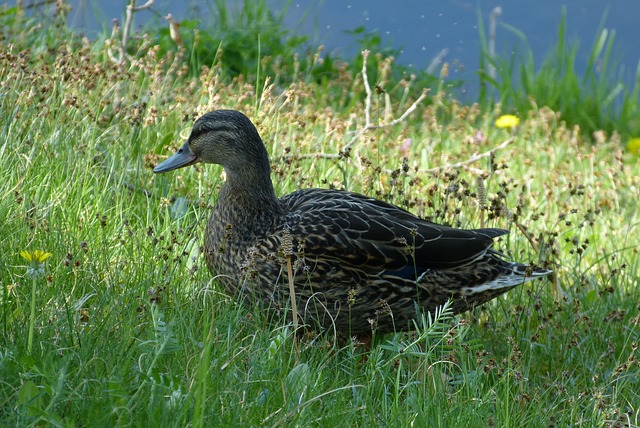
[153,110,269,177]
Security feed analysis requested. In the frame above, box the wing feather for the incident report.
[281,189,508,273]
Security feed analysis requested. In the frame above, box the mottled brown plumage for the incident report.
[154,110,551,335]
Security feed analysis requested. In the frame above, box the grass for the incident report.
[1,4,640,427]
[478,8,640,141]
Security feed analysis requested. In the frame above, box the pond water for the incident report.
[65,0,638,98]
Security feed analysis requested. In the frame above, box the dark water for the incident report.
[64,0,639,97]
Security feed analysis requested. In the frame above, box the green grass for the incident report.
[478,8,640,141]
[1,7,639,427]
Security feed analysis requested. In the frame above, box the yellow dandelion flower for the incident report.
[20,250,52,280]
[20,250,52,264]
[495,114,521,129]
[626,138,640,155]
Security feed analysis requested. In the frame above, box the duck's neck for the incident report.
[217,167,282,216]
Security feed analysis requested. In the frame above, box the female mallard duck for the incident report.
[154,110,550,336]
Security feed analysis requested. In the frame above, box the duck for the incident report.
[153,109,551,336]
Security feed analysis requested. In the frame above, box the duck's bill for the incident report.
[153,142,198,173]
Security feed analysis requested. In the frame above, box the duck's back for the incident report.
[280,187,507,270]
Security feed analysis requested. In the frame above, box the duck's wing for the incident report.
[280,189,507,277]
